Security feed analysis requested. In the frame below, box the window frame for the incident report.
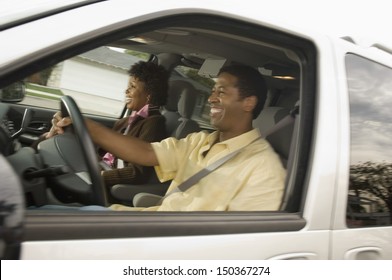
[1,13,317,241]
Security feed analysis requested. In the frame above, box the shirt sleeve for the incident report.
[102,116,166,187]
[151,137,181,182]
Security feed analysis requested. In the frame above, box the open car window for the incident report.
[0,10,317,246]
[20,49,149,118]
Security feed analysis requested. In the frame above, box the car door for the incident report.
[1,1,332,259]
[6,104,117,148]
[330,45,392,259]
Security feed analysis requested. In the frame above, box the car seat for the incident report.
[110,79,201,205]
[253,106,294,167]
[172,81,200,138]
[255,103,300,212]
[161,80,182,137]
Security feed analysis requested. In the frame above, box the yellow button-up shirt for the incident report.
[146,128,286,211]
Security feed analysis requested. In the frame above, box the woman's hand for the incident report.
[45,111,72,139]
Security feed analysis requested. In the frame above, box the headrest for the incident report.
[164,80,184,111]
[177,82,197,119]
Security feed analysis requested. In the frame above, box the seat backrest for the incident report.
[174,82,200,138]
[163,79,200,139]
[253,106,293,167]
[161,80,182,137]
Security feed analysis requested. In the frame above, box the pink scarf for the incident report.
[102,104,150,168]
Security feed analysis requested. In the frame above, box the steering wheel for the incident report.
[38,96,107,206]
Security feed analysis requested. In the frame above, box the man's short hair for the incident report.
[218,65,267,119]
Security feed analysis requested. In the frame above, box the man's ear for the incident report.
[243,96,257,113]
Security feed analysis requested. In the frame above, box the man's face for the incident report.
[208,72,245,131]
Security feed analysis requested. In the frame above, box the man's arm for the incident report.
[85,118,159,167]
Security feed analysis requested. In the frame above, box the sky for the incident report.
[264,0,392,47]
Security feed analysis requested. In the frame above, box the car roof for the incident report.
[0,0,103,30]
[0,1,311,77]
[1,0,390,90]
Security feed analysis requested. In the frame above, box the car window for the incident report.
[3,13,313,216]
[19,48,217,127]
[346,54,392,227]
[20,48,149,118]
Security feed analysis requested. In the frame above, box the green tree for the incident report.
[350,161,392,222]
[124,50,150,60]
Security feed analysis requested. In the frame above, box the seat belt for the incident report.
[156,136,261,205]
[263,105,299,137]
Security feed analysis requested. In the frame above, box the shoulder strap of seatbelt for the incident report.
[263,105,299,137]
[157,136,261,205]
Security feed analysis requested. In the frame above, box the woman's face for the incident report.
[124,76,149,111]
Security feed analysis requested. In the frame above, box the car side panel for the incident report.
[21,231,329,260]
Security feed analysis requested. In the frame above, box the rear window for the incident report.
[346,54,392,227]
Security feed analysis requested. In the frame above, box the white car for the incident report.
[0,0,391,260]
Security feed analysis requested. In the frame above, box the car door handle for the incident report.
[268,252,318,260]
[344,247,382,260]
[27,121,50,132]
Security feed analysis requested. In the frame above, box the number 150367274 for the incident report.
[216,266,270,276]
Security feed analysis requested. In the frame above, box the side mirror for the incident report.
[0,81,26,103]
[0,154,25,259]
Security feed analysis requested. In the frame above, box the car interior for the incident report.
[0,15,314,215]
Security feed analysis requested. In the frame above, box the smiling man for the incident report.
[58,64,286,211]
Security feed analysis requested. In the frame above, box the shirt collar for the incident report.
[207,128,262,152]
[130,104,150,119]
